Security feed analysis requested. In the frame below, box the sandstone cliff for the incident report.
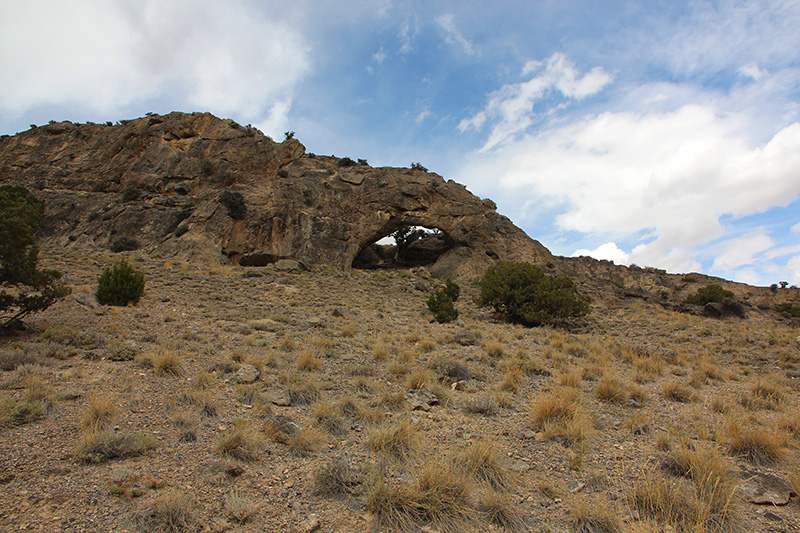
[1,112,797,318]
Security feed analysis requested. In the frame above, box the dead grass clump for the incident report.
[81,392,119,430]
[373,341,391,361]
[630,462,739,533]
[215,423,263,461]
[530,386,592,446]
[499,364,523,393]
[224,491,258,524]
[570,498,623,533]
[313,457,361,496]
[296,349,322,371]
[313,400,345,434]
[135,491,197,533]
[452,438,513,491]
[283,427,325,457]
[595,372,629,404]
[76,428,157,463]
[365,460,476,533]
[418,338,437,353]
[558,366,585,387]
[282,371,319,405]
[430,356,471,382]
[716,416,787,465]
[661,380,697,403]
[746,374,786,410]
[405,368,432,390]
[143,350,185,376]
[367,418,420,459]
[0,346,42,371]
[0,396,47,428]
[483,341,505,357]
[463,395,499,416]
[340,396,382,424]
[475,488,525,532]
[187,390,217,418]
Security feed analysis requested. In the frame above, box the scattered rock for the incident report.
[306,317,325,328]
[519,430,537,440]
[414,279,432,292]
[332,306,354,318]
[451,380,467,391]
[455,328,477,346]
[269,393,292,407]
[294,513,321,533]
[234,364,260,384]
[275,259,303,272]
[406,389,439,411]
[250,318,282,331]
[739,471,792,505]
[509,461,530,472]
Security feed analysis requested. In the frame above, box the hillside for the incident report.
[0,246,799,531]
[1,112,797,320]
[1,113,800,532]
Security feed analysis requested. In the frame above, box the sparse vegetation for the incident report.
[95,259,146,306]
[478,261,590,327]
[685,284,735,305]
[219,189,246,219]
[0,185,70,330]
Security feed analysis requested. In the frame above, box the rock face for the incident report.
[0,112,550,280]
[1,112,797,313]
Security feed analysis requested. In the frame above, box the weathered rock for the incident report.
[414,279,432,292]
[739,471,793,505]
[332,306,354,318]
[406,389,439,411]
[274,259,304,272]
[234,364,260,384]
[1,111,794,312]
[293,513,321,533]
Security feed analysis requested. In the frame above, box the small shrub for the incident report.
[110,236,140,253]
[685,284,735,306]
[0,397,47,428]
[76,429,156,463]
[478,262,590,327]
[464,395,499,416]
[427,284,459,324]
[410,162,428,172]
[225,492,257,524]
[774,302,800,317]
[95,259,145,306]
[219,190,246,220]
[337,157,357,167]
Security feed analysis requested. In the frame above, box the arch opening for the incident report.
[352,225,454,270]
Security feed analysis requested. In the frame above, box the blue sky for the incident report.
[2,0,800,286]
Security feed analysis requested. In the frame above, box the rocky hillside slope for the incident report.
[1,112,797,319]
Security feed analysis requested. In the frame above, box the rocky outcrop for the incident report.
[0,112,550,280]
[1,112,797,314]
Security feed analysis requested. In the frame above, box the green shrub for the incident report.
[219,190,246,220]
[427,281,460,323]
[338,157,357,167]
[478,262,590,327]
[96,259,146,306]
[442,278,460,302]
[685,284,735,306]
[110,236,140,253]
[0,185,70,330]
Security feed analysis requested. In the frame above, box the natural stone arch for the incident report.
[352,221,455,269]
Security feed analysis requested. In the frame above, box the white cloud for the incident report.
[792,222,800,234]
[0,0,309,122]
[373,46,388,64]
[436,13,477,56]
[458,99,800,273]
[572,242,629,265]
[786,255,800,285]
[458,53,612,151]
[738,63,768,81]
[415,108,431,123]
[711,232,776,272]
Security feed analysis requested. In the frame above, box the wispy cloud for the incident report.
[435,13,477,56]
[458,53,612,151]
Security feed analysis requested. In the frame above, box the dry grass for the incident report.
[215,420,263,461]
[141,349,185,376]
[530,386,593,446]
[365,459,476,533]
[716,416,787,465]
[313,457,361,496]
[296,349,322,371]
[81,392,119,430]
[313,399,345,434]
[483,341,505,357]
[571,497,623,533]
[661,380,697,403]
[224,491,258,524]
[76,428,157,463]
[135,491,197,533]
[595,372,630,404]
[451,438,513,491]
[405,367,432,389]
[366,418,421,459]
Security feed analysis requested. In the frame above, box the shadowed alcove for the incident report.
[352,224,455,269]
